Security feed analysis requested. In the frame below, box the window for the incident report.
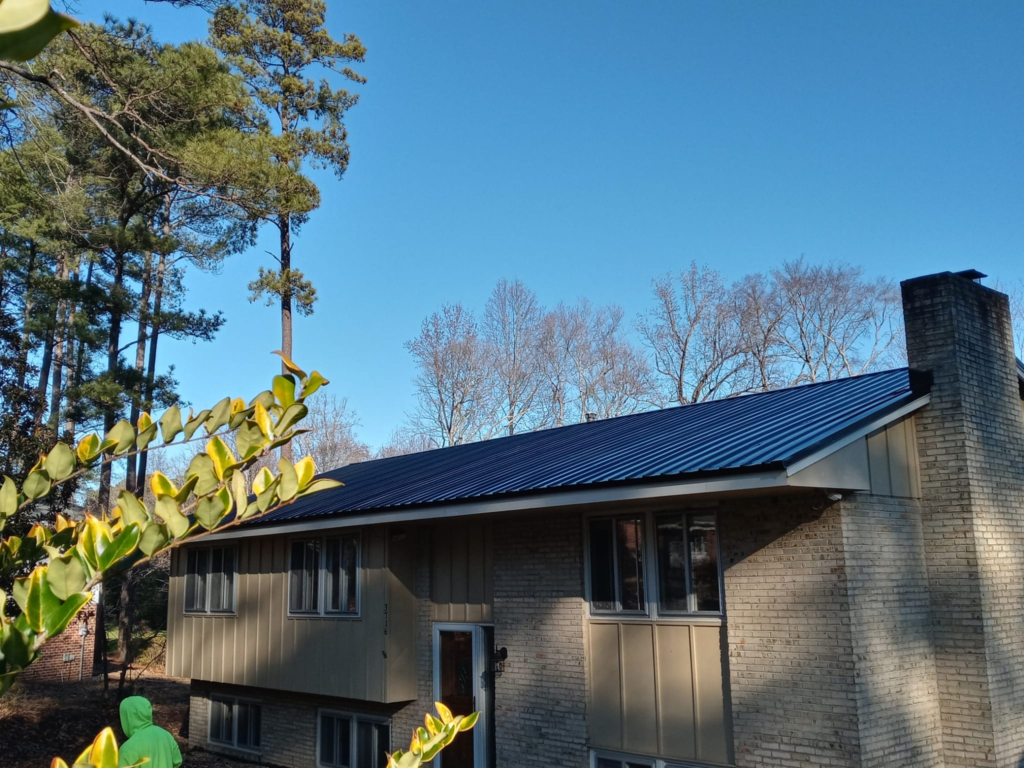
[586,510,722,617]
[588,515,647,614]
[318,711,390,768]
[289,534,360,616]
[210,696,261,751]
[656,512,721,613]
[592,750,656,768]
[185,546,236,614]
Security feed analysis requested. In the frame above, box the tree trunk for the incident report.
[66,261,94,441]
[125,249,152,496]
[117,575,135,665]
[33,322,54,430]
[46,252,72,432]
[98,249,126,513]
[17,240,37,389]
[136,244,167,491]
[279,214,294,462]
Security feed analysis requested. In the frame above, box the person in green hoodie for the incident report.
[118,695,183,768]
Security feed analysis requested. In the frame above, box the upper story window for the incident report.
[185,546,236,614]
[586,510,722,618]
[289,533,360,617]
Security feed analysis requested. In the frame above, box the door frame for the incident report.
[432,622,493,768]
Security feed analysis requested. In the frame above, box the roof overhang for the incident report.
[202,393,931,542]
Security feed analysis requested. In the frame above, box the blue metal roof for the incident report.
[252,367,922,525]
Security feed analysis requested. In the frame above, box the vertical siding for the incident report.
[866,415,921,498]
[587,620,728,764]
[431,520,495,622]
[166,526,415,703]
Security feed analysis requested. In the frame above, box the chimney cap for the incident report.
[954,269,987,282]
[585,412,598,423]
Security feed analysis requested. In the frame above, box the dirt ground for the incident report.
[0,670,259,768]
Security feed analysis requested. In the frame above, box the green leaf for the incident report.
[159,404,183,444]
[249,390,276,410]
[173,474,200,504]
[256,476,281,513]
[272,350,307,379]
[273,375,296,408]
[17,568,57,633]
[44,443,75,481]
[235,421,265,460]
[0,0,78,63]
[205,397,232,434]
[43,591,90,639]
[97,524,141,571]
[155,496,190,539]
[22,468,51,499]
[277,458,299,501]
[139,523,170,556]
[47,554,86,601]
[185,453,219,496]
[294,456,316,490]
[135,421,159,451]
[150,471,177,499]
[107,420,136,455]
[117,490,150,528]
[300,370,329,399]
[0,622,33,671]
[195,487,231,530]
[276,403,308,434]
[231,471,248,516]
[85,727,119,768]
[0,475,18,518]
[183,409,211,440]
[457,711,479,731]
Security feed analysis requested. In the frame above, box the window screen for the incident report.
[588,515,646,613]
[290,538,322,613]
[655,512,721,614]
[326,535,358,614]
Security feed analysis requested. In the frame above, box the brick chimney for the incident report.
[901,271,1024,768]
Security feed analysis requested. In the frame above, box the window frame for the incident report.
[590,748,712,768]
[184,545,238,616]
[287,533,362,619]
[208,694,262,753]
[584,514,650,617]
[583,507,724,621]
[316,708,391,768]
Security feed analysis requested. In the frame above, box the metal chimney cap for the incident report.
[584,412,598,423]
[954,269,987,282]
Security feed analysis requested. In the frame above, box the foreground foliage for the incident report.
[0,352,338,696]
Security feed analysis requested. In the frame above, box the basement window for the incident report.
[289,533,361,617]
[318,710,390,768]
[209,695,261,752]
[184,546,236,614]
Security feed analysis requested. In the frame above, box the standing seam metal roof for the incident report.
[251,367,921,524]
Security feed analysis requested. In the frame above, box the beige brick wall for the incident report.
[721,494,861,768]
[840,494,943,768]
[492,512,589,768]
[903,272,1024,768]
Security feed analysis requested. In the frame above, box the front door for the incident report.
[434,624,493,768]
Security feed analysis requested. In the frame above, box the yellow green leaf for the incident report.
[435,701,453,724]
[0,475,18,517]
[135,414,159,451]
[253,401,275,438]
[205,397,232,434]
[139,523,170,556]
[173,474,200,504]
[96,523,141,571]
[23,467,51,499]
[252,467,273,496]
[273,375,296,408]
[294,456,316,490]
[272,350,307,379]
[76,433,100,463]
[195,487,231,530]
[44,442,75,481]
[186,453,219,496]
[277,458,299,501]
[300,370,329,399]
[297,477,343,498]
[43,590,90,638]
[206,436,235,480]
[276,403,308,434]
[457,711,479,731]
[86,727,119,768]
[231,471,248,515]
[116,490,150,528]
[150,471,177,499]
[183,408,211,440]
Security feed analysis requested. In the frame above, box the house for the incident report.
[166,270,1024,768]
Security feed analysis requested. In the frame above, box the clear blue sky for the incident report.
[83,1,1024,448]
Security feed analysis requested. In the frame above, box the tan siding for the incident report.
[656,624,696,759]
[430,520,494,623]
[587,620,727,763]
[386,529,418,701]
[166,525,414,702]
[867,428,892,496]
[887,418,914,497]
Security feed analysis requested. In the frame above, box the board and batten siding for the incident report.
[588,620,730,766]
[431,520,494,623]
[166,525,417,703]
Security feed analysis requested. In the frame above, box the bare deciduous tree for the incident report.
[637,263,748,404]
[406,303,498,447]
[293,394,371,471]
[483,279,544,435]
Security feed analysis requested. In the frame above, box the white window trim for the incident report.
[287,532,362,619]
[315,707,391,768]
[583,506,725,623]
[184,545,238,616]
[208,694,262,754]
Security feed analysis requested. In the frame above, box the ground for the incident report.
[0,671,256,768]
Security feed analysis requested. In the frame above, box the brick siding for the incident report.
[19,606,96,684]
[904,272,1024,768]
[492,512,589,768]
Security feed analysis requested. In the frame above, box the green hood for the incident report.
[120,696,153,738]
